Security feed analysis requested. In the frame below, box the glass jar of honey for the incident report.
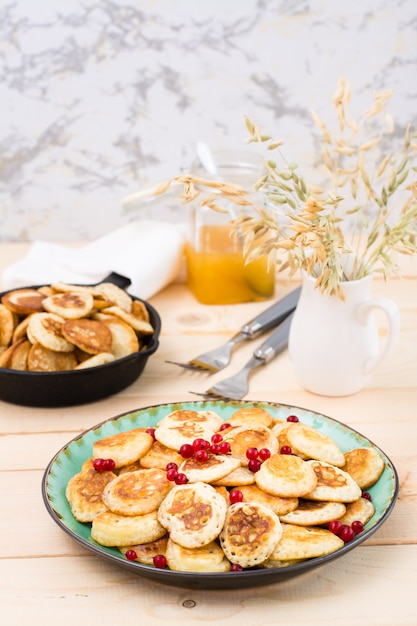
[185,150,275,305]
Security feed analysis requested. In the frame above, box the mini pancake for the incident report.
[227,407,273,428]
[102,316,139,358]
[51,282,104,297]
[178,453,241,483]
[91,509,167,547]
[0,303,17,347]
[119,536,169,565]
[343,447,385,489]
[93,428,154,468]
[12,315,31,343]
[65,466,117,522]
[0,337,29,368]
[27,342,78,372]
[154,410,222,450]
[28,312,74,352]
[74,352,115,368]
[157,481,227,548]
[94,282,133,312]
[279,499,347,526]
[238,484,299,516]
[42,290,94,319]
[285,422,345,467]
[10,337,30,372]
[336,496,375,526]
[228,424,278,466]
[157,409,223,431]
[255,453,318,498]
[165,538,231,572]
[102,468,172,516]
[1,288,46,315]
[131,300,150,322]
[211,466,256,487]
[304,460,362,502]
[266,523,344,561]
[139,440,183,470]
[61,318,112,354]
[219,501,282,568]
[103,305,154,334]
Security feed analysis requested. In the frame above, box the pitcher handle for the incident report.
[356,298,401,375]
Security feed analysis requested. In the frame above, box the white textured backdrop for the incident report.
[1,0,416,241]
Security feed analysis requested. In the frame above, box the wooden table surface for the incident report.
[1,243,416,626]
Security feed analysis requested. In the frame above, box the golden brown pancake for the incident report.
[1,288,46,315]
[304,460,362,502]
[343,447,385,489]
[65,466,117,522]
[238,484,299,516]
[255,453,318,498]
[91,509,167,547]
[220,502,282,568]
[158,482,227,548]
[279,499,347,525]
[165,538,231,572]
[93,428,154,468]
[102,468,172,516]
[266,523,344,561]
[61,318,112,354]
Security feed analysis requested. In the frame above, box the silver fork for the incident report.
[166,287,300,373]
[190,313,293,400]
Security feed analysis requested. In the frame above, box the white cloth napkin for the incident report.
[2,220,186,299]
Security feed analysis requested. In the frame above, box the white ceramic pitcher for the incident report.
[288,272,401,396]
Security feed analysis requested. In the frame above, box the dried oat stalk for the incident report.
[151,78,417,298]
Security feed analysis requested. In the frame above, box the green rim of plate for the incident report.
[42,400,399,581]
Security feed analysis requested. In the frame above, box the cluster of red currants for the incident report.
[92,458,116,472]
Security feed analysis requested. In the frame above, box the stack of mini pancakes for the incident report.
[65,407,384,572]
[0,282,154,371]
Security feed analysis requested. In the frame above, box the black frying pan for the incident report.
[0,273,161,407]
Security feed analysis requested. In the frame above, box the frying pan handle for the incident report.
[100,272,132,290]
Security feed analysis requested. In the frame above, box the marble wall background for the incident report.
[1,0,416,242]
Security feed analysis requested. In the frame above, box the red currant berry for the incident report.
[231,563,243,571]
[103,458,116,471]
[246,447,259,460]
[93,458,106,472]
[248,458,261,472]
[192,438,210,451]
[125,549,137,561]
[339,524,355,542]
[328,520,343,535]
[351,520,364,535]
[153,554,167,569]
[229,489,244,504]
[210,443,221,454]
[179,443,194,459]
[258,448,271,461]
[286,415,299,422]
[280,445,292,455]
[174,472,188,485]
[219,441,231,454]
[361,491,372,501]
[166,462,178,471]
[211,433,223,443]
[146,427,156,440]
[166,468,178,481]
[219,423,231,431]
[195,449,209,463]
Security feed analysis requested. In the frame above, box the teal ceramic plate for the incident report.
[42,400,398,589]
